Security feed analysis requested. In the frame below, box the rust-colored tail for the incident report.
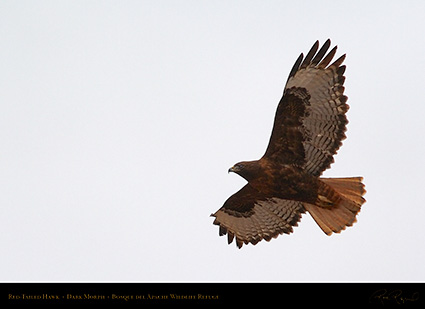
[304,177,366,235]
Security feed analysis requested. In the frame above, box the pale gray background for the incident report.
[1,0,424,281]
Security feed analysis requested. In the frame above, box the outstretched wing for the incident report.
[263,39,348,176]
[211,184,305,248]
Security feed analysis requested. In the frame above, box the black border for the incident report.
[2,283,424,306]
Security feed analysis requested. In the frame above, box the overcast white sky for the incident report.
[1,0,425,282]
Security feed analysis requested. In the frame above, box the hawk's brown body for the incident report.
[212,40,366,248]
[233,160,319,204]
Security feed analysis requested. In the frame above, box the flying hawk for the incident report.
[211,39,366,248]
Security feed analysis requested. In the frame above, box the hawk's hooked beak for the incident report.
[228,165,239,174]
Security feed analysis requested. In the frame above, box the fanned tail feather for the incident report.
[304,177,366,235]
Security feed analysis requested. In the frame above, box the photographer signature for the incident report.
[369,289,420,305]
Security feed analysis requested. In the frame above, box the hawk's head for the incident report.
[228,161,260,182]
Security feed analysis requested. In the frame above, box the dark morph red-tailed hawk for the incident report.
[211,39,366,248]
